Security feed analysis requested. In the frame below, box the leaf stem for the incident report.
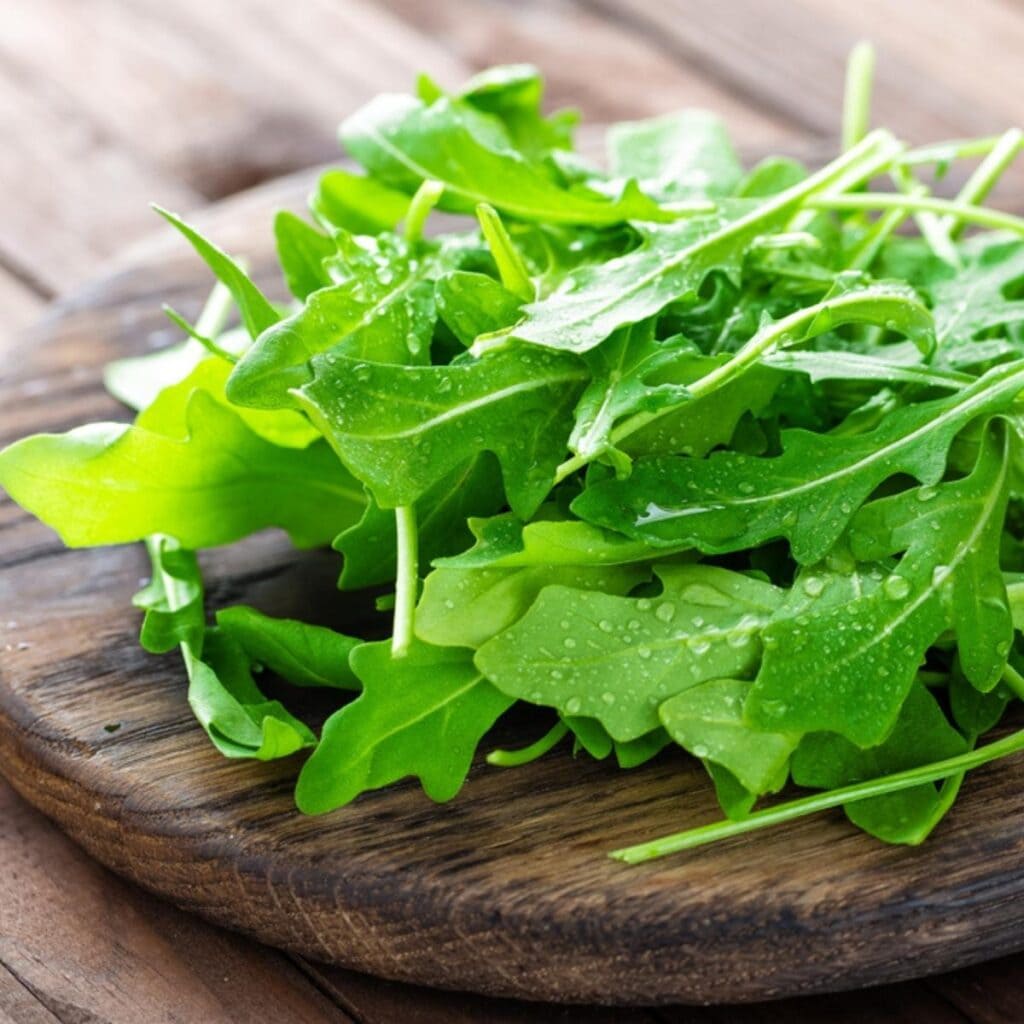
[609,727,1024,864]
[898,136,1006,167]
[842,42,875,152]
[404,179,445,243]
[476,203,534,301]
[806,193,1024,235]
[391,505,419,658]
[946,128,1023,240]
[1001,661,1024,702]
[487,721,569,767]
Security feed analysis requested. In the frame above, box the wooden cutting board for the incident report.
[3,171,1024,1007]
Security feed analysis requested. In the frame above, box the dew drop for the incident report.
[601,691,617,705]
[883,575,911,600]
[655,602,676,623]
[802,575,826,597]
[565,696,582,714]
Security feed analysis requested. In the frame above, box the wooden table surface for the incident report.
[2,2,1024,1021]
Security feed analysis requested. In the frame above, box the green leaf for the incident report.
[186,629,317,761]
[506,132,900,354]
[139,536,315,760]
[133,537,205,654]
[574,360,1024,564]
[475,564,782,741]
[791,680,967,844]
[458,63,576,160]
[436,513,669,570]
[416,561,648,650]
[335,454,505,590]
[295,640,514,813]
[292,345,587,518]
[435,270,523,347]
[660,678,797,794]
[215,606,361,689]
[154,207,280,339]
[930,234,1024,345]
[748,426,1012,746]
[0,389,363,549]
[136,357,321,449]
[570,323,696,465]
[311,169,411,235]
[227,232,448,407]
[606,110,742,200]
[274,211,335,300]
[341,93,670,225]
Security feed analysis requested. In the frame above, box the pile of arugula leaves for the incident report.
[5,51,1024,863]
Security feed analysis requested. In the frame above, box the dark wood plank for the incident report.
[303,962,661,1023]
[926,955,1024,1024]
[3,173,1024,1010]
[0,779,354,1024]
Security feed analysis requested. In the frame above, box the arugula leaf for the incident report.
[0,389,362,549]
[436,513,669,570]
[435,270,523,346]
[606,110,742,200]
[341,93,671,225]
[506,131,900,354]
[295,639,513,812]
[575,360,1024,564]
[748,426,1012,745]
[791,681,967,844]
[416,561,648,650]
[457,63,576,160]
[311,169,411,235]
[292,345,587,518]
[155,207,280,339]
[215,606,361,689]
[274,211,335,300]
[335,454,505,589]
[475,564,782,741]
[139,536,316,760]
[660,678,797,794]
[227,232,448,407]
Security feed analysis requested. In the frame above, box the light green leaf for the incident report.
[0,389,363,549]
[660,678,797,794]
[274,211,336,300]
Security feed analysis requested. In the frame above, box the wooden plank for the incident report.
[377,0,799,150]
[0,962,61,1024]
[0,272,45,350]
[927,955,1024,1024]
[0,0,468,202]
[580,0,1016,143]
[0,780,354,1024]
[0,72,199,294]
[303,962,662,1023]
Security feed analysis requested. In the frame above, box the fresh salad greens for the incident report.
[6,53,1024,863]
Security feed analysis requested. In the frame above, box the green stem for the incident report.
[806,193,1024,235]
[842,42,875,151]
[391,505,419,658]
[610,727,1024,864]
[1001,661,1024,702]
[898,135,1005,167]
[947,128,1023,240]
[476,203,534,301]
[487,722,569,767]
[404,180,445,243]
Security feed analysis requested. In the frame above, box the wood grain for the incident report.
[4,172,1024,1010]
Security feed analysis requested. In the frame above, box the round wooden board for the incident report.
[3,171,1024,1008]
